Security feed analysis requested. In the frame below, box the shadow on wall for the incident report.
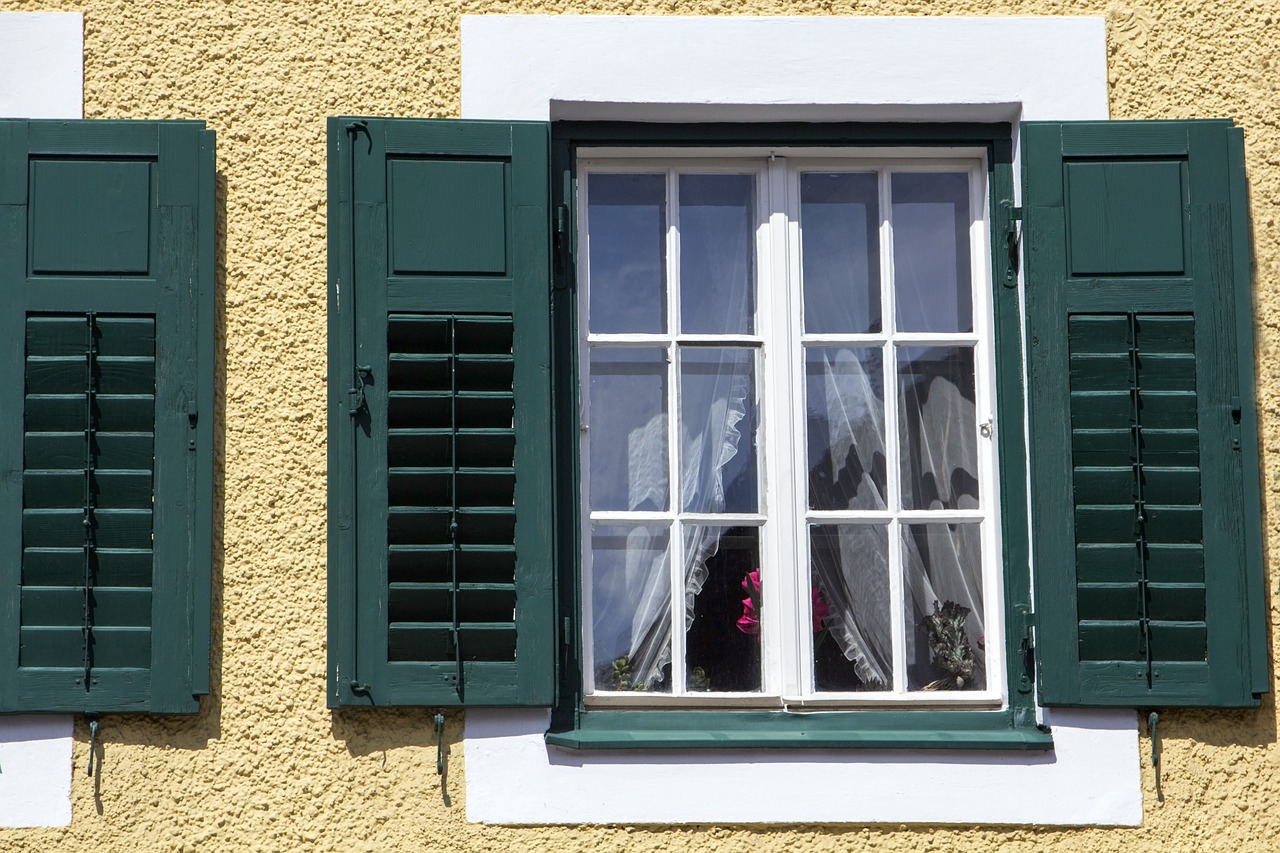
[330,708,458,806]
[70,171,231,800]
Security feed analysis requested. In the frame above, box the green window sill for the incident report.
[546,709,1054,751]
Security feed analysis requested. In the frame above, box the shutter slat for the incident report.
[24,395,157,432]
[24,432,154,470]
[21,587,153,627]
[20,626,152,669]
[22,548,153,587]
[24,470,153,508]
[387,624,518,662]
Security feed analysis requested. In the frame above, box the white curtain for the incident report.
[809,347,984,690]
[621,353,751,689]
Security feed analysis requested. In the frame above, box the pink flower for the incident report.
[736,569,761,635]
[812,586,830,633]
[735,569,831,635]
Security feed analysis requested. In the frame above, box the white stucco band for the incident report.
[0,10,82,831]
[461,15,1108,126]
[461,14,1137,827]
[0,12,83,119]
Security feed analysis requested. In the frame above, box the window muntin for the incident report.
[579,152,1002,707]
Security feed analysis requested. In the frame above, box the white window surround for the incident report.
[0,10,81,830]
[461,14,1140,828]
[0,13,83,120]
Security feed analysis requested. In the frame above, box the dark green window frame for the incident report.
[546,122,1049,750]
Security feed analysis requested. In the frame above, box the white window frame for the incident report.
[577,148,1005,708]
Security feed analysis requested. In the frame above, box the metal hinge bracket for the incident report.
[553,204,570,287]
[1018,607,1036,694]
[1003,202,1023,288]
[348,365,372,417]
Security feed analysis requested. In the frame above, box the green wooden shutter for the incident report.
[1024,120,1267,707]
[328,118,554,707]
[0,120,215,714]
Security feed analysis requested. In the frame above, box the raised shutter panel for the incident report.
[328,118,554,707]
[0,120,215,714]
[1024,120,1267,708]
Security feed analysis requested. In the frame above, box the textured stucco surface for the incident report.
[0,1,1277,850]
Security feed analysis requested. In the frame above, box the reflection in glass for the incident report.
[679,348,758,514]
[590,525,672,693]
[810,524,892,691]
[897,346,978,511]
[800,173,881,334]
[588,348,668,512]
[679,174,755,335]
[588,174,667,334]
[891,172,972,333]
[904,523,985,691]
[806,347,886,511]
[683,526,762,693]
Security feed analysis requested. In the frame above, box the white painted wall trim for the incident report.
[467,708,1139,825]
[0,716,73,827]
[0,10,82,829]
[461,14,1136,827]
[0,12,83,119]
[462,15,1108,125]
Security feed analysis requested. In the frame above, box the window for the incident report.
[0,119,215,714]
[327,117,1265,747]
[578,152,1003,705]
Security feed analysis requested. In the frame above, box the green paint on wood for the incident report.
[1025,119,1266,708]
[0,119,214,715]
[328,118,554,708]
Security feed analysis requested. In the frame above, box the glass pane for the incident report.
[679,174,755,335]
[897,346,979,511]
[891,172,972,333]
[590,525,672,693]
[587,173,667,334]
[588,348,669,512]
[683,526,761,693]
[904,523,986,692]
[810,524,892,691]
[800,172,881,333]
[679,347,758,514]
[806,347,886,511]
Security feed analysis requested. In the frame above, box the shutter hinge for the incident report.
[1003,203,1022,288]
[185,401,198,450]
[553,204,569,287]
[348,365,372,417]
[1231,396,1243,450]
[344,119,371,154]
[1018,607,1036,695]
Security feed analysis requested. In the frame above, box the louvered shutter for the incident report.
[1024,120,1267,707]
[328,118,554,707]
[0,120,215,714]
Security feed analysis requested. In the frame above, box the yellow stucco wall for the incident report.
[0,1,1277,850]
